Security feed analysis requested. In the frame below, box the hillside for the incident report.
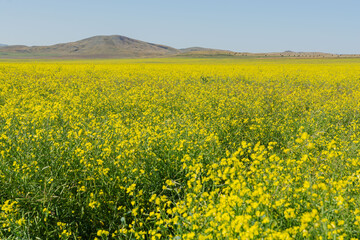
[0,35,179,58]
[1,35,359,59]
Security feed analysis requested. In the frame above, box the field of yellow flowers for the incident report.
[1,58,360,239]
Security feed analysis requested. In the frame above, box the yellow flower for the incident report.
[97,229,109,237]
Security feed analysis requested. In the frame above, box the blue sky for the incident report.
[1,0,359,53]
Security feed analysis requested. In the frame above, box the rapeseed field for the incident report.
[1,58,360,239]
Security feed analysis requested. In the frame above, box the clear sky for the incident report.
[1,0,360,54]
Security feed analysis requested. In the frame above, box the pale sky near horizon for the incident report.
[1,0,359,54]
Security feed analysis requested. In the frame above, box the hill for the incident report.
[0,35,179,58]
[1,36,359,59]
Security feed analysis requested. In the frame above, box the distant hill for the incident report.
[179,47,236,57]
[180,47,228,52]
[0,36,359,59]
[0,35,179,58]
